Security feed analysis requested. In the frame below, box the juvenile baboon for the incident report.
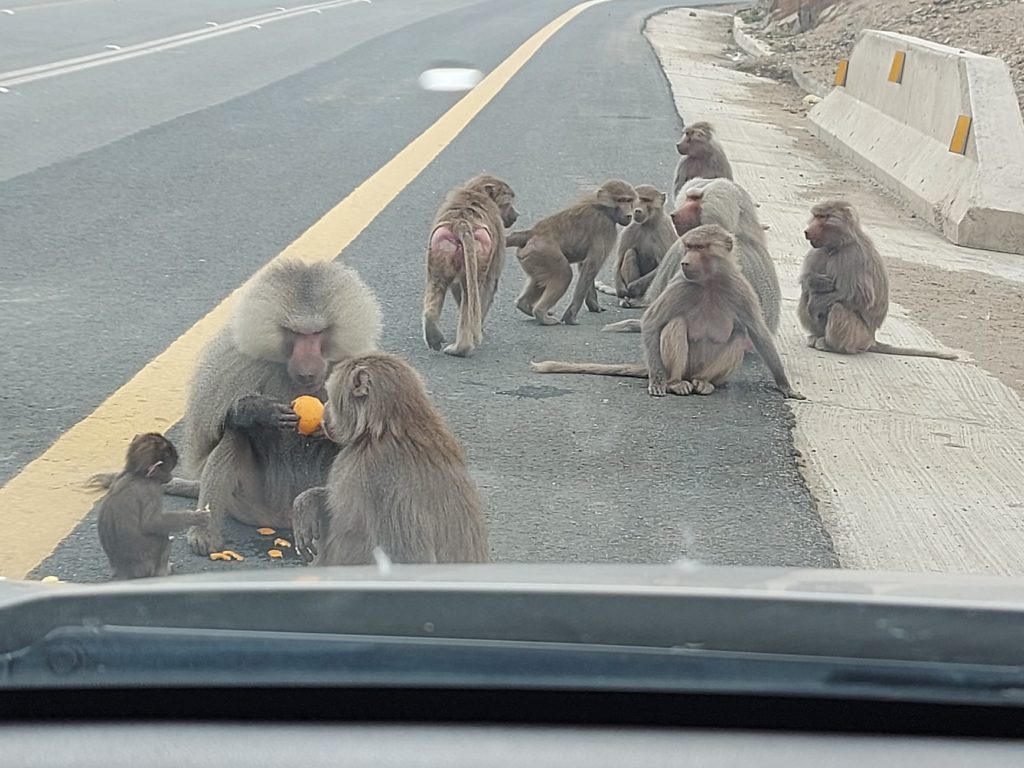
[671,122,734,199]
[510,179,637,326]
[606,177,780,335]
[422,174,519,357]
[291,352,489,566]
[97,433,210,580]
[532,225,804,400]
[183,259,383,555]
[595,184,677,305]
[799,201,957,360]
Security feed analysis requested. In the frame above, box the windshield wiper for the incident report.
[5,624,1024,708]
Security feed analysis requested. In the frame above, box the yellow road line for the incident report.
[0,0,612,580]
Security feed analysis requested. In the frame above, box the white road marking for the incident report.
[0,0,370,88]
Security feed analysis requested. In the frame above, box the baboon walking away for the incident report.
[595,184,676,305]
[533,225,804,400]
[422,174,519,357]
[291,352,489,566]
[97,433,210,580]
[798,201,957,360]
[511,179,637,326]
[182,259,382,555]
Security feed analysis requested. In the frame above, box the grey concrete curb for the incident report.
[730,15,830,98]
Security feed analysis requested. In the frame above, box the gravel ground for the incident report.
[740,0,1024,109]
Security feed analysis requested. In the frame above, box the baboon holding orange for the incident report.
[291,352,489,566]
[799,201,957,360]
[510,179,637,326]
[532,225,803,399]
[97,433,210,580]
[595,184,677,305]
[422,174,519,357]
[183,259,382,555]
[671,121,734,199]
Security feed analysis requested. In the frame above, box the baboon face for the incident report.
[675,122,713,155]
[680,225,733,283]
[284,328,330,392]
[631,185,665,225]
[596,180,638,227]
[670,191,703,235]
[804,201,855,249]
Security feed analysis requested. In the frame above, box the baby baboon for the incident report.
[671,122,734,199]
[606,177,780,335]
[97,433,210,580]
[533,225,804,400]
[799,201,957,360]
[183,259,383,555]
[422,174,519,357]
[510,179,637,326]
[595,184,677,305]
[291,352,489,566]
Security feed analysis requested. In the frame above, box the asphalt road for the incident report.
[0,0,837,582]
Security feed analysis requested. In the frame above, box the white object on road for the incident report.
[105,45,122,51]
[418,67,484,92]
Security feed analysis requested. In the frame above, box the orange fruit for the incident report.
[291,396,324,436]
[256,527,276,536]
[268,549,283,559]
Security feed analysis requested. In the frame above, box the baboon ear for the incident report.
[595,186,615,208]
[482,182,497,198]
[656,191,666,206]
[350,367,371,398]
[722,234,735,252]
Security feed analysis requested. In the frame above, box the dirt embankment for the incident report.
[741,0,1024,110]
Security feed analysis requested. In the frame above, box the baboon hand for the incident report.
[560,308,579,325]
[231,394,300,431]
[292,499,321,564]
[808,273,836,293]
[187,523,223,556]
[648,378,668,397]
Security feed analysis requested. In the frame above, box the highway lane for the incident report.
[0,0,837,582]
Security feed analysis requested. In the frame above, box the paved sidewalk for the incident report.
[645,7,1024,576]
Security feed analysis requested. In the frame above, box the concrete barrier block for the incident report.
[807,29,1024,255]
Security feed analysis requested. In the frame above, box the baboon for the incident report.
[606,177,780,335]
[183,259,383,555]
[422,174,519,357]
[595,184,676,305]
[532,225,804,400]
[291,352,489,566]
[510,179,637,326]
[97,433,210,580]
[671,122,734,199]
[799,201,958,360]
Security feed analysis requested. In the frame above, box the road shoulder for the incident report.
[645,7,1024,576]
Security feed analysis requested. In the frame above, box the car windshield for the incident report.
[2,0,1024,685]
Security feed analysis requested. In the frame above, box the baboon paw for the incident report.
[442,343,471,358]
[806,335,822,349]
[667,381,694,396]
[587,304,606,313]
[187,526,223,556]
[783,387,807,400]
[812,337,830,352]
[560,311,579,325]
[691,380,715,395]
[648,381,668,397]
[423,328,445,351]
[515,300,534,317]
[536,314,560,326]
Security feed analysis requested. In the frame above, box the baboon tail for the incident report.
[506,230,531,248]
[453,222,482,344]
[530,360,648,378]
[85,471,117,489]
[601,319,642,333]
[870,342,958,360]
[594,280,618,296]
[164,477,200,498]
